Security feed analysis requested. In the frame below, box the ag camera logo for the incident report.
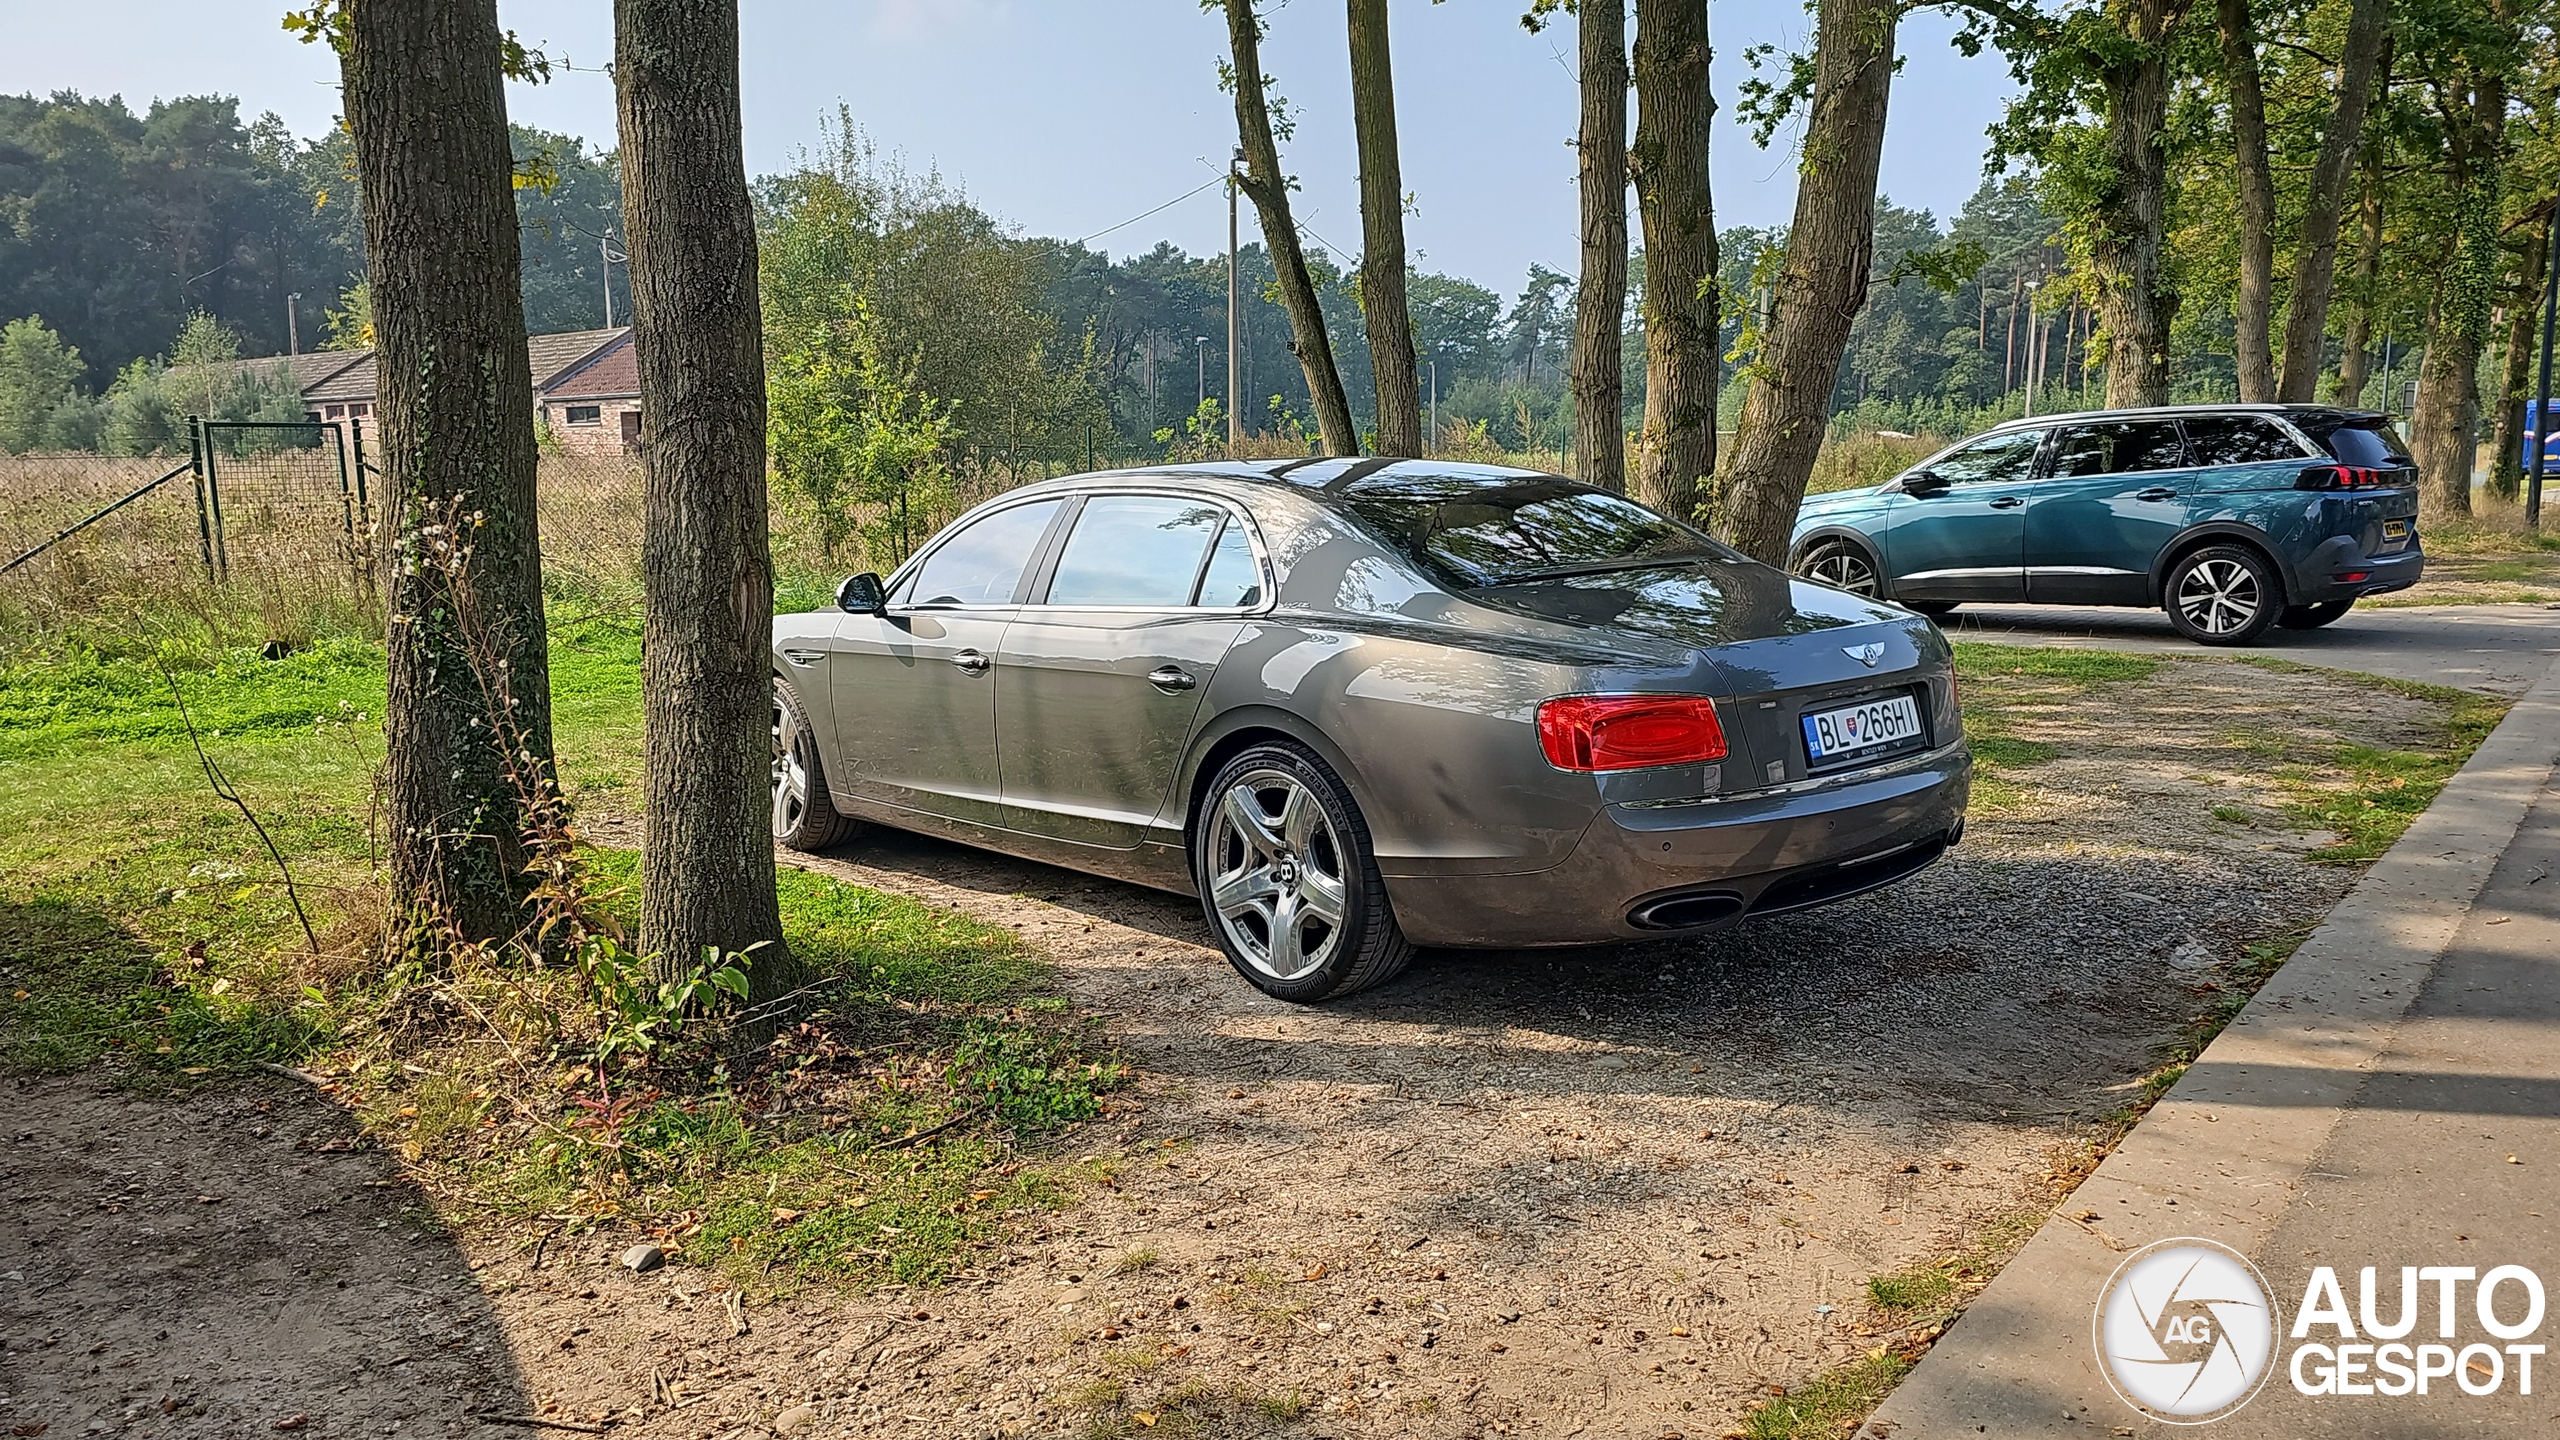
[2094,1238,2281,1423]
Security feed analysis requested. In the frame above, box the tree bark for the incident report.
[2409,64,2508,521]
[341,0,553,944]
[2277,2,2393,400]
[1713,0,1898,563]
[1224,0,1359,457]
[2330,144,2386,406]
[1347,0,1421,456]
[1629,0,1719,525]
[1571,0,1631,494]
[2217,0,2277,402]
[2485,209,2550,504]
[615,0,791,994]
[2092,0,2186,407]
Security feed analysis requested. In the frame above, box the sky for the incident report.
[0,0,2022,305]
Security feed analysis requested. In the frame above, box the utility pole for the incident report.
[2531,214,2560,530]
[1427,356,1438,455]
[1145,333,1157,433]
[1227,148,1244,452]
[286,293,301,356]
[1196,335,1208,412]
[601,228,628,329]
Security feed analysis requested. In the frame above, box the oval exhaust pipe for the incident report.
[1627,891,1746,931]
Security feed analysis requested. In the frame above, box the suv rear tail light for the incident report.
[2295,463,2401,491]
[1536,695,1729,771]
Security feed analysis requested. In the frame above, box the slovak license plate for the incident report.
[1802,693,1926,764]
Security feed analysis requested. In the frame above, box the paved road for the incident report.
[1941,602,2560,695]
[1862,652,2560,1438]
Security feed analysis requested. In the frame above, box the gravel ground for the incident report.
[0,657,2450,1439]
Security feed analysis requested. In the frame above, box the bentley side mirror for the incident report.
[836,572,887,615]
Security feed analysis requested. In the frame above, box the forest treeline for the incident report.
[3,0,2548,536]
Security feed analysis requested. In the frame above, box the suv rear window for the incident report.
[2297,414,2413,469]
[1343,477,1731,587]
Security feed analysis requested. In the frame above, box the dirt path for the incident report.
[2,659,2441,1439]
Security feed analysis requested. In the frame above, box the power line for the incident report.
[1074,174,1226,247]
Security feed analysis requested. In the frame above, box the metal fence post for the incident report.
[329,420,357,543]
[187,416,217,582]
[200,420,229,581]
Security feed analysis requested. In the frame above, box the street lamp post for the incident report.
[1427,357,1438,456]
[286,293,301,356]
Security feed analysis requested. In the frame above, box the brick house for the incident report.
[532,330,642,456]
[208,328,640,447]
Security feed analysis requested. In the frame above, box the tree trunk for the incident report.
[615,0,791,994]
[1629,0,1718,525]
[1571,0,1631,494]
[2277,6,2392,400]
[341,0,553,944]
[1224,0,1359,457]
[1712,0,1897,563]
[2217,0,2277,402]
[2092,0,2185,407]
[2487,220,2549,503]
[1347,0,1421,457]
[2409,66,2508,522]
[2330,146,2386,406]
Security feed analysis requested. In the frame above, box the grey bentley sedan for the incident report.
[770,460,1971,1002]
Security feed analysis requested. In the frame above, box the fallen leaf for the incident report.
[1303,1263,1327,1281]
[1132,1414,1158,1428]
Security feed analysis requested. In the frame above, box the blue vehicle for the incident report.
[1787,404,2423,646]
[2522,400,2560,472]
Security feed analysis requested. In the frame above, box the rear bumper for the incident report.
[2288,535,2424,602]
[1383,741,1972,948]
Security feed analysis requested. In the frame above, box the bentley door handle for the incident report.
[781,648,826,667]
[2134,487,2178,501]
[1146,666,1197,692]
[1988,495,2024,509]
[951,648,992,674]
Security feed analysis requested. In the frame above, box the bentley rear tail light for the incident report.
[1536,695,1729,772]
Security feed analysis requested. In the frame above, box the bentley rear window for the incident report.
[1344,479,1729,587]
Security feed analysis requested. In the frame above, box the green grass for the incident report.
[1738,1352,1916,1439]
[0,597,1115,1292]
[2228,658,2507,864]
[1947,642,2160,811]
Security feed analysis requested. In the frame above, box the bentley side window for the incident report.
[1193,516,1264,607]
[904,499,1066,608]
[1044,495,1226,607]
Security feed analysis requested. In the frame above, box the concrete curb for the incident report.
[1861,649,2560,1438]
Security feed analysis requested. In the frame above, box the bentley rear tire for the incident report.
[772,675,861,852]
[1193,741,1413,1003]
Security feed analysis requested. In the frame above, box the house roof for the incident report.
[541,335,639,402]
[304,352,378,403]
[176,349,369,397]
[188,329,638,409]
[527,327,629,391]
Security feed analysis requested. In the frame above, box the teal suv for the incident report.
[1787,404,2423,646]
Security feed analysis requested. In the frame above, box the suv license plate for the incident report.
[1803,694,1925,763]
[2383,518,2410,540]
